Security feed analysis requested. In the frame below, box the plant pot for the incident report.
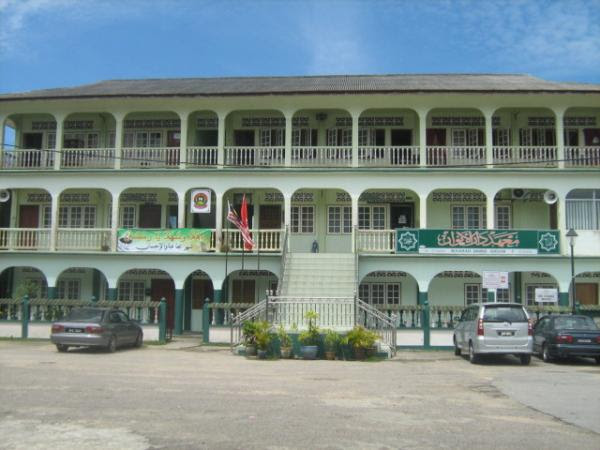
[280,346,292,359]
[245,344,257,356]
[324,350,336,360]
[257,349,267,359]
[300,345,318,360]
[354,347,366,360]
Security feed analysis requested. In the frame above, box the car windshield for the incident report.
[554,316,598,330]
[483,306,527,322]
[64,308,104,323]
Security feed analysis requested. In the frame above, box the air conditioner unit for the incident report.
[512,189,526,200]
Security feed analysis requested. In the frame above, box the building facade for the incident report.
[0,74,599,339]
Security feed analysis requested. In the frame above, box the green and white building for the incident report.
[1,74,599,345]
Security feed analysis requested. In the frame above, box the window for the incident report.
[292,128,317,146]
[259,128,284,146]
[57,279,80,300]
[564,128,579,146]
[519,128,555,146]
[465,283,510,304]
[358,128,385,146]
[451,129,482,146]
[359,282,401,306]
[291,205,314,233]
[124,131,162,147]
[526,284,557,306]
[118,280,145,301]
[327,206,352,233]
[120,206,136,228]
[64,133,99,149]
[452,205,486,229]
[495,205,511,229]
[46,133,56,149]
[493,129,510,146]
[566,189,600,230]
[358,206,386,230]
[326,128,352,146]
[58,206,96,228]
[42,206,52,228]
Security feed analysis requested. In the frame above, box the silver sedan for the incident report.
[50,307,143,352]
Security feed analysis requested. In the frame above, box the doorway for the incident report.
[191,279,213,332]
[577,283,598,305]
[19,205,39,247]
[22,133,43,167]
[166,131,180,165]
[390,204,414,229]
[139,205,161,228]
[151,279,175,330]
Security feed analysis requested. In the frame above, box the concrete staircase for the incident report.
[279,253,356,297]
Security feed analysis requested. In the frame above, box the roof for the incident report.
[1,74,599,101]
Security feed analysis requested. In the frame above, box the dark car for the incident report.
[533,315,600,364]
[50,307,143,353]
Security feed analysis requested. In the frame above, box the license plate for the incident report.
[66,328,83,333]
[578,339,591,343]
[499,331,514,336]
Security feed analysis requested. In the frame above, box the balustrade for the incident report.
[0,228,51,250]
[224,146,285,167]
[358,146,420,167]
[356,230,395,253]
[222,229,283,252]
[493,146,558,167]
[427,146,486,167]
[291,146,352,167]
[565,146,600,167]
[1,149,54,169]
[61,148,115,169]
[186,146,218,167]
[56,228,111,251]
[121,147,180,168]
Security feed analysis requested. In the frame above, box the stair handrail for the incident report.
[356,298,397,355]
[230,299,267,348]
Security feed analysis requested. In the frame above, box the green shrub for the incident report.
[345,326,378,350]
[277,324,291,347]
[299,310,320,346]
[323,329,341,351]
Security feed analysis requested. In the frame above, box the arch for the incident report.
[119,186,179,229]
[492,187,558,230]
[182,269,215,332]
[222,269,278,303]
[573,271,600,307]
[55,267,109,301]
[0,266,48,299]
[426,188,488,229]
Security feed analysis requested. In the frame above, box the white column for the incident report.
[419,194,428,228]
[0,115,5,169]
[49,193,60,251]
[482,109,494,167]
[351,194,359,252]
[417,109,428,167]
[554,107,566,169]
[284,112,293,167]
[351,111,360,168]
[486,193,495,229]
[283,193,292,227]
[110,191,120,252]
[217,112,227,167]
[215,192,223,252]
[557,194,567,232]
[114,113,125,170]
[53,115,65,170]
[178,191,186,228]
[178,112,189,170]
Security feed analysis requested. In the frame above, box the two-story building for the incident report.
[1,74,599,343]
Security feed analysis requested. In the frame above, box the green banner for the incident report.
[117,228,213,253]
[396,229,560,255]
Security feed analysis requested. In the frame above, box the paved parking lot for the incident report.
[0,339,599,449]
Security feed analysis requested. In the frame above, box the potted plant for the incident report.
[277,324,293,359]
[242,321,259,356]
[345,326,378,360]
[298,310,320,359]
[323,329,341,360]
[255,322,272,359]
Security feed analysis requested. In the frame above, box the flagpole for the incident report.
[224,209,229,323]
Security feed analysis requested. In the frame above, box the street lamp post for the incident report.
[566,228,578,314]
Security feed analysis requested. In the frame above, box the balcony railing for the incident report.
[356,230,396,253]
[427,146,486,167]
[1,149,54,169]
[61,148,115,169]
[223,229,284,252]
[56,228,112,251]
[186,146,218,167]
[224,146,285,167]
[358,146,420,167]
[565,146,600,167]
[493,146,557,167]
[291,146,352,167]
[121,147,180,169]
[0,229,51,250]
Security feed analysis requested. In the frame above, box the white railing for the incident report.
[270,297,356,329]
[121,147,180,168]
[493,146,558,167]
[427,146,486,167]
[224,146,285,167]
[56,228,112,251]
[565,146,600,167]
[291,146,352,167]
[230,300,267,347]
[0,228,51,250]
[356,230,396,253]
[222,229,283,252]
[358,146,420,166]
[61,148,115,169]
[186,146,218,167]
[1,149,54,169]
[356,298,397,353]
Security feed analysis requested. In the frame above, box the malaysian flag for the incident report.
[227,197,254,250]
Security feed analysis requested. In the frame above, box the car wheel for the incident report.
[56,344,68,353]
[453,336,461,356]
[468,342,478,364]
[542,344,552,363]
[107,336,117,353]
[134,332,143,348]
[520,354,531,365]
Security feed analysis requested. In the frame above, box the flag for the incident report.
[227,198,254,250]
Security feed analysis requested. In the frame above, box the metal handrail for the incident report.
[356,298,397,355]
[230,299,267,348]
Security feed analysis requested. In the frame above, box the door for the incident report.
[390,204,414,229]
[191,279,214,332]
[427,129,446,165]
[139,205,161,228]
[151,279,175,330]
[22,133,43,167]
[166,131,180,166]
[19,205,39,247]
[232,279,256,303]
[259,205,282,249]
[391,129,412,145]
[577,283,598,305]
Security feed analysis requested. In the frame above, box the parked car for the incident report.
[453,302,533,365]
[50,307,143,353]
[533,315,600,364]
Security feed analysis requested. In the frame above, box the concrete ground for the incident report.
[0,338,599,450]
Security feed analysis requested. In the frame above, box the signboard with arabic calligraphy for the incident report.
[396,229,560,255]
[117,229,213,253]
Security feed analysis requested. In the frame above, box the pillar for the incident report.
[419,194,428,228]
[110,191,120,252]
[53,115,64,170]
[114,113,125,170]
[284,112,293,167]
[283,193,292,227]
[47,286,57,300]
[215,192,223,252]
[419,292,430,348]
[174,288,184,335]
[217,112,227,167]
[351,111,360,168]
[486,193,495,229]
[202,302,210,343]
[482,109,494,167]
[213,288,223,325]
[178,112,189,169]
[107,287,118,301]
[351,194,359,252]
[513,272,522,304]
[558,292,569,307]
[177,191,186,228]
[556,194,567,233]
[418,110,428,167]
[554,107,566,169]
[49,193,60,251]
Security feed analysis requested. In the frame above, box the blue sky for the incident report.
[0,0,599,95]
